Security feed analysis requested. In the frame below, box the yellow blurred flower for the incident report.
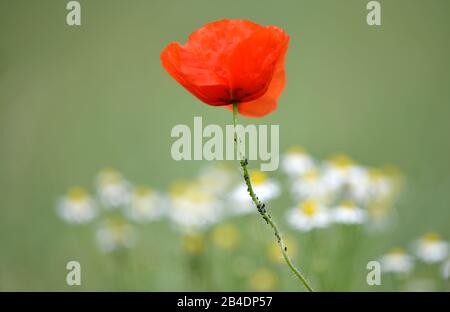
[57,186,97,224]
[267,236,297,264]
[169,179,190,198]
[301,199,318,216]
[329,154,354,169]
[168,180,223,232]
[96,167,131,208]
[182,234,205,255]
[125,185,166,222]
[287,199,330,232]
[249,170,268,186]
[248,268,278,291]
[212,223,240,250]
[287,145,306,154]
[95,218,136,253]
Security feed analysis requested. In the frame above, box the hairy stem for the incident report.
[232,102,313,292]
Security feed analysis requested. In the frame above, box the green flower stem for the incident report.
[232,101,313,292]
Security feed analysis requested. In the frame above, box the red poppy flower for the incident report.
[160,19,290,117]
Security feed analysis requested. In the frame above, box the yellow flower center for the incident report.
[212,224,240,250]
[67,187,88,201]
[267,236,297,264]
[182,234,205,255]
[388,247,405,255]
[169,180,189,198]
[341,200,355,209]
[103,218,131,241]
[304,169,318,182]
[248,269,278,291]
[423,232,440,242]
[99,167,122,185]
[250,170,268,186]
[134,185,153,197]
[368,168,383,181]
[187,188,212,203]
[300,199,318,216]
[330,154,353,168]
[287,145,306,155]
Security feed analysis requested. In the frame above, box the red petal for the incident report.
[228,26,289,103]
[225,34,289,117]
[161,42,230,105]
[187,20,262,64]
[161,20,289,111]
[161,20,263,106]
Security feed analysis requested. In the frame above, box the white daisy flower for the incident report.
[197,164,238,195]
[95,218,137,253]
[124,186,166,222]
[365,168,402,231]
[57,187,97,224]
[168,181,223,233]
[281,146,315,178]
[321,154,354,193]
[380,248,414,274]
[441,259,450,279]
[331,200,367,225]
[291,169,330,202]
[96,168,131,209]
[346,165,372,204]
[230,170,280,214]
[414,233,449,263]
[286,199,330,232]
[367,168,395,202]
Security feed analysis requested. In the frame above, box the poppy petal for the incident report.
[161,42,230,105]
[187,20,263,78]
[228,26,289,103]
[160,19,290,114]
[225,35,288,117]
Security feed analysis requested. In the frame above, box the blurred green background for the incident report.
[1,0,449,291]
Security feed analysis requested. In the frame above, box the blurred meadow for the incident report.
[1,0,450,291]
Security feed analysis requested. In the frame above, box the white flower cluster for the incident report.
[56,164,283,251]
[167,164,282,233]
[56,168,167,253]
[379,232,450,279]
[281,146,401,232]
[54,153,450,289]
[56,146,403,253]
